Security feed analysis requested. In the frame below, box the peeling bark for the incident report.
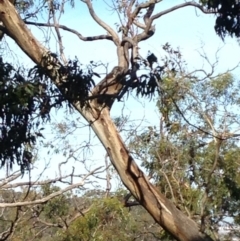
[81,107,213,241]
[0,1,214,240]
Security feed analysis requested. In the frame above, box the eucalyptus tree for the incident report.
[0,0,240,241]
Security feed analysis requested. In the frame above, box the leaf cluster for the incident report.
[0,57,65,171]
[0,57,42,172]
[57,197,138,241]
[41,184,70,220]
[57,58,96,107]
[200,0,240,38]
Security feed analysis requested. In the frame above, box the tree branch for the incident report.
[25,21,113,42]
[127,0,158,42]
[136,25,155,42]
[130,0,161,23]
[1,173,83,189]
[132,0,215,43]
[0,167,103,208]
[0,173,22,188]
[81,0,120,45]
[48,1,67,64]
[151,1,216,22]
[133,20,146,29]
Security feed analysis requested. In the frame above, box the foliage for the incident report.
[57,197,138,241]
[0,57,43,172]
[0,188,162,241]
[128,49,240,239]
[200,0,240,38]
[0,56,96,171]
[41,184,70,220]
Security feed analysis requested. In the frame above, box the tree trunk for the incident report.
[80,106,213,241]
[0,1,213,240]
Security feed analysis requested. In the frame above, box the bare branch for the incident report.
[66,206,92,226]
[130,0,160,23]
[25,21,113,42]
[0,167,103,208]
[127,0,158,42]
[48,0,67,64]
[133,20,146,29]
[131,0,216,44]
[81,0,120,45]
[121,36,136,46]
[104,153,111,197]
[0,173,22,188]
[35,218,64,228]
[151,1,216,22]
[143,2,155,26]
[136,25,155,42]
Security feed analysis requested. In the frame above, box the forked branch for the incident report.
[81,0,120,45]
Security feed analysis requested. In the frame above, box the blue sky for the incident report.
[11,0,239,71]
[56,0,240,70]
[2,0,240,191]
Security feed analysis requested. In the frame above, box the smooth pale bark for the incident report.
[0,1,213,240]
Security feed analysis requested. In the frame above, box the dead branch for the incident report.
[1,173,82,189]
[0,166,103,208]
[0,173,22,188]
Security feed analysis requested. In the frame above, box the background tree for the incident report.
[0,154,104,240]
[129,46,240,240]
